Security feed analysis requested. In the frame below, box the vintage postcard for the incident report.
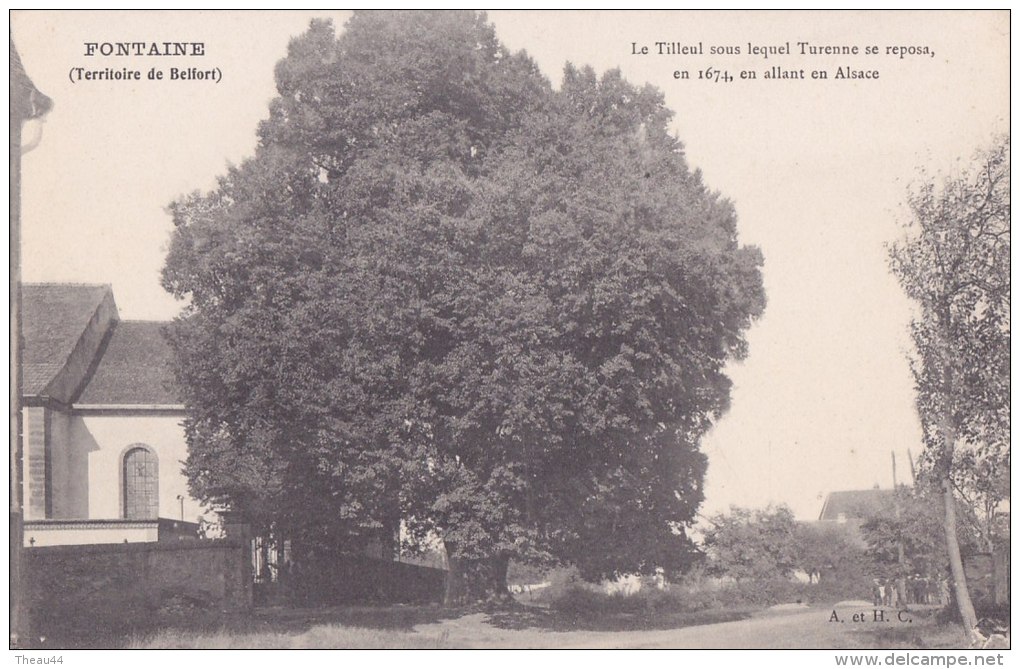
[8,10,1010,658]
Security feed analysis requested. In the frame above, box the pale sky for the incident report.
[11,10,1009,520]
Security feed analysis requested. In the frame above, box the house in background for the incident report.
[21,283,207,546]
[815,486,898,548]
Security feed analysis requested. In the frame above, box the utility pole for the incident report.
[10,39,52,648]
[892,451,905,607]
[892,452,904,559]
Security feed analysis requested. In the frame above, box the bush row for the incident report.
[532,568,872,617]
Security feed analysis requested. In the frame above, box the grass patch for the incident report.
[44,603,463,649]
[494,586,751,632]
[846,609,970,650]
[537,605,752,633]
[549,583,705,616]
[129,624,453,649]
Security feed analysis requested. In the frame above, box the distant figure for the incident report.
[872,579,883,607]
[884,577,896,607]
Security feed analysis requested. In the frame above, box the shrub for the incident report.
[710,575,871,609]
[712,579,797,608]
[546,579,717,617]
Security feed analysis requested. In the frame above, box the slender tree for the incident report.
[888,138,1009,640]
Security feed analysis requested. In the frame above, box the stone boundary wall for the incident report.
[22,538,251,645]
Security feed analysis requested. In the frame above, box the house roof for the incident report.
[22,283,112,396]
[11,39,53,121]
[818,488,897,522]
[76,321,180,405]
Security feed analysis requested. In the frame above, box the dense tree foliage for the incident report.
[858,486,971,579]
[702,506,798,582]
[703,506,875,602]
[888,138,1009,638]
[793,523,868,585]
[162,11,765,600]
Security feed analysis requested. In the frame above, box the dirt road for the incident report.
[415,604,928,649]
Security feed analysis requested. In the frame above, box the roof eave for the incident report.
[72,403,186,413]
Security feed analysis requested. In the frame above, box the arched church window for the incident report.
[123,445,158,519]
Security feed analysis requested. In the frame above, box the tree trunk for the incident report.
[492,553,511,601]
[942,476,979,641]
[934,309,979,644]
[443,540,466,606]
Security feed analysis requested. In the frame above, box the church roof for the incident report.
[22,283,113,397]
[21,283,181,406]
[818,488,897,522]
[76,321,180,405]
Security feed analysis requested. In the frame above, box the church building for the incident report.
[21,283,207,546]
